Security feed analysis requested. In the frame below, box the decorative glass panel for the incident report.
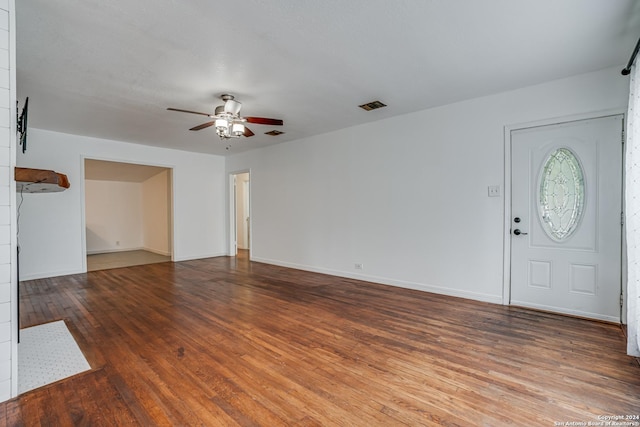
[538,148,585,241]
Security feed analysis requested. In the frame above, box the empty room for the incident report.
[1,1,640,425]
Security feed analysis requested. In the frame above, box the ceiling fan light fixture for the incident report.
[215,118,228,129]
[168,94,283,144]
[215,117,233,138]
[224,99,242,115]
[231,122,245,136]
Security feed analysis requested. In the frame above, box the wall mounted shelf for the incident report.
[15,167,70,193]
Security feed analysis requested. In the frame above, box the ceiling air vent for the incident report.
[265,130,285,136]
[358,100,387,111]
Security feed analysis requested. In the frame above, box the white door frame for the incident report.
[80,156,176,272]
[228,169,251,256]
[502,109,626,311]
[242,179,250,249]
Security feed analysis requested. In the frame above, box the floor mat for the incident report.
[18,320,91,393]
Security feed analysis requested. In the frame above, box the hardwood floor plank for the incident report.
[3,252,639,425]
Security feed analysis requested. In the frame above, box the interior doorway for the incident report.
[84,159,174,271]
[230,171,250,256]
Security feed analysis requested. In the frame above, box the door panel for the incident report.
[510,115,623,321]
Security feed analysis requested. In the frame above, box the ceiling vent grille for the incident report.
[265,130,285,136]
[358,100,387,111]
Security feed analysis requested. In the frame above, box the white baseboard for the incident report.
[21,254,504,307]
[87,247,171,256]
[19,268,85,281]
[86,247,144,255]
[172,252,228,262]
[510,300,620,323]
[250,256,504,305]
[142,247,172,256]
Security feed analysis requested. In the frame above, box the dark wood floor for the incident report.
[2,251,639,426]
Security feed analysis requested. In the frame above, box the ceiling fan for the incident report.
[167,94,283,140]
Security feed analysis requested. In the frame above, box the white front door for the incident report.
[510,115,623,322]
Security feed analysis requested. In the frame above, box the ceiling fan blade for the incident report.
[245,117,283,126]
[244,127,255,137]
[167,107,212,117]
[189,121,215,131]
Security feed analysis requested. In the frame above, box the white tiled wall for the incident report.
[0,0,15,402]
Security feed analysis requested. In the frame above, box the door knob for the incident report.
[513,229,528,236]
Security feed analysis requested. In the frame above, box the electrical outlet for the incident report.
[354,263,363,270]
[488,185,501,197]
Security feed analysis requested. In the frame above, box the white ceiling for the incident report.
[16,0,640,156]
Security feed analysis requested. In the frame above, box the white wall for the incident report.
[17,129,226,280]
[226,66,629,304]
[0,0,15,402]
[85,179,143,254]
[142,169,171,255]
[85,169,171,256]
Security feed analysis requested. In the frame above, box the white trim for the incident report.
[228,169,251,256]
[229,174,236,256]
[251,256,503,305]
[502,124,512,306]
[169,167,176,263]
[504,108,626,134]
[86,247,171,256]
[19,268,85,281]
[173,252,227,262]
[20,251,228,279]
[79,156,87,273]
[511,300,620,323]
[241,179,250,249]
[144,247,172,257]
[8,0,17,400]
[503,109,627,314]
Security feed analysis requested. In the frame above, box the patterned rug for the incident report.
[18,320,91,393]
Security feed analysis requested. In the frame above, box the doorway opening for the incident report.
[504,114,624,322]
[230,171,250,258]
[84,159,174,271]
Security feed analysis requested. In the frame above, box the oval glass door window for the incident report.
[538,147,585,241]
